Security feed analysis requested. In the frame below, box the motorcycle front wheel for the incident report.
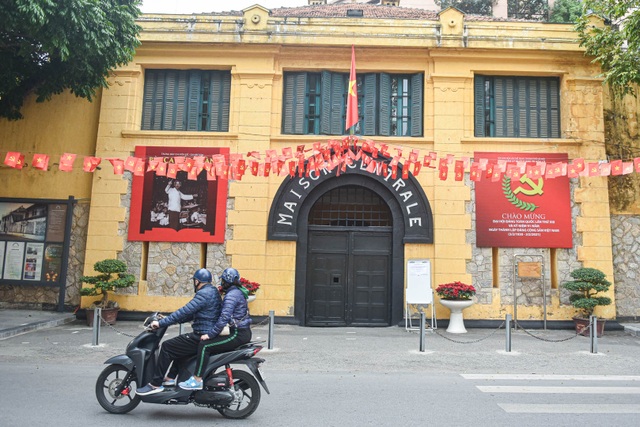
[217,369,261,419]
[96,364,141,414]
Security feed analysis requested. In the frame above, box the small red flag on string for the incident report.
[4,151,22,168]
[108,158,124,175]
[454,160,464,181]
[610,159,623,176]
[32,153,50,171]
[59,153,77,172]
[83,157,101,172]
[345,45,359,131]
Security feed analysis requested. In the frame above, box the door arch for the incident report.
[267,158,434,326]
[306,185,393,326]
[295,174,407,326]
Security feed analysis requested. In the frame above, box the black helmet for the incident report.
[192,268,212,292]
[220,267,240,291]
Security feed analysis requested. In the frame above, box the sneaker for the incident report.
[162,378,176,387]
[179,376,203,390]
[136,384,164,396]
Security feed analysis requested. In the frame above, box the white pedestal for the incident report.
[440,299,474,333]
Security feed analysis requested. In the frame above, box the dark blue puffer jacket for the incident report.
[158,284,221,334]
[208,285,251,337]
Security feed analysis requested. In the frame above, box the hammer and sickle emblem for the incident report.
[512,174,544,196]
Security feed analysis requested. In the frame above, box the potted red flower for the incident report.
[435,281,476,300]
[239,277,260,302]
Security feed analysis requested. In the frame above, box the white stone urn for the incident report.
[440,299,474,333]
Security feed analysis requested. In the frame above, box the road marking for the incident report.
[477,386,640,394]
[462,374,640,381]
[498,404,640,413]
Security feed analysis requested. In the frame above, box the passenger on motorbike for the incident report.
[136,268,221,396]
[179,267,253,390]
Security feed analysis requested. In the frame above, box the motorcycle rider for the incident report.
[136,268,221,396]
[179,267,252,390]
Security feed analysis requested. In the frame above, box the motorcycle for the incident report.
[94,313,269,419]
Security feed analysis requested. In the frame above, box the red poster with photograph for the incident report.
[475,152,572,248]
[128,146,229,243]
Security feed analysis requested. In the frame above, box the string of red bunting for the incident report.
[3,137,640,181]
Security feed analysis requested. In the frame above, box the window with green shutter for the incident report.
[282,71,423,137]
[142,69,231,132]
[474,75,560,138]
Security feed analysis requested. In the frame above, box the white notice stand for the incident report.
[405,259,437,331]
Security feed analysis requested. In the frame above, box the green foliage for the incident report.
[80,259,135,308]
[508,0,549,21]
[549,0,582,23]
[0,0,141,120]
[562,267,612,318]
[576,0,640,95]
[435,0,496,16]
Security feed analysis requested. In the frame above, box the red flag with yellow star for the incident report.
[345,45,359,131]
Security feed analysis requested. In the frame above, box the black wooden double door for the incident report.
[306,229,392,326]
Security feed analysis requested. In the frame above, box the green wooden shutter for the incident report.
[410,73,423,137]
[220,72,231,132]
[363,73,378,135]
[320,71,332,134]
[517,78,528,138]
[549,78,560,137]
[207,71,231,132]
[163,71,177,130]
[187,71,202,131]
[529,78,539,138]
[330,72,345,134]
[175,71,188,131]
[282,72,306,134]
[379,73,391,136]
[474,76,486,137]
[142,70,158,130]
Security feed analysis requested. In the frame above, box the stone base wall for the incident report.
[0,200,90,310]
[467,179,581,308]
[611,214,640,319]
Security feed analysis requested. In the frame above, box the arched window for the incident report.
[308,185,391,227]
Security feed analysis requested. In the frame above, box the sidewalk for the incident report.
[0,308,76,340]
[1,307,639,340]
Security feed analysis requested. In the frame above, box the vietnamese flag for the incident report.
[610,159,623,176]
[470,162,481,181]
[634,157,640,173]
[108,158,124,175]
[345,45,359,131]
[83,156,101,172]
[32,153,50,170]
[439,165,448,181]
[623,162,634,175]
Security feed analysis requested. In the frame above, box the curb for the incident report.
[0,314,77,340]
[622,324,640,337]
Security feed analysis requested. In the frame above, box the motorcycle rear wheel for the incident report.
[217,369,261,419]
[96,364,141,414]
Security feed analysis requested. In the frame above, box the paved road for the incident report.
[1,320,639,426]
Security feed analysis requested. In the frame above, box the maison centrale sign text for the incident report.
[267,159,433,243]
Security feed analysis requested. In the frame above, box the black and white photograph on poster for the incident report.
[3,241,25,280]
[0,241,5,278]
[23,243,44,281]
[0,202,47,242]
[43,244,63,282]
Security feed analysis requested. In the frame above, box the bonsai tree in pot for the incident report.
[562,267,612,337]
[80,259,135,325]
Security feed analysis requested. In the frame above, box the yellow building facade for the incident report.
[2,4,623,324]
